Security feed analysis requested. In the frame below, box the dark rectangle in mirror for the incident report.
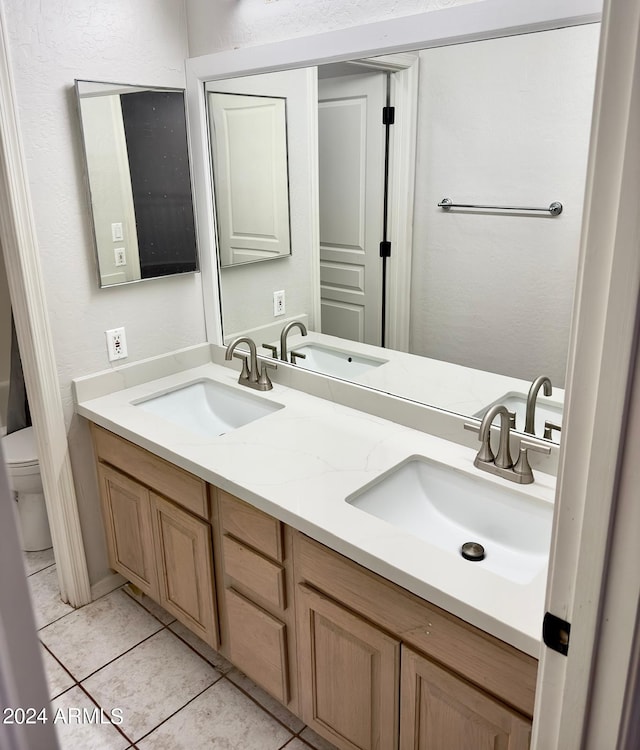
[120,91,197,278]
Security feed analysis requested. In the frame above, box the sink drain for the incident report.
[461,541,485,562]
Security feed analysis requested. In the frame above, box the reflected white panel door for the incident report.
[318,73,386,346]
[209,93,291,266]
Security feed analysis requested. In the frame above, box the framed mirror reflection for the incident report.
[75,80,199,288]
[190,17,601,444]
[207,90,292,267]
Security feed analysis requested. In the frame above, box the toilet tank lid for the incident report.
[1,427,38,464]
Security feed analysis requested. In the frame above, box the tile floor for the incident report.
[26,550,337,750]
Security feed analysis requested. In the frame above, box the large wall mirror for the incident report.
[75,80,199,288]
[188,4,602,444]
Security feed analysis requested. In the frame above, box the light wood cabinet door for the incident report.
[226,588,290,704]
[97,464,158,598]
[151,492,218,649]
[400,647,531,750]
[297,584,400,750]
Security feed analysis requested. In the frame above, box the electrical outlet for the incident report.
[114,247,126,266]
[273,290,285,317]
[105,327,128,361]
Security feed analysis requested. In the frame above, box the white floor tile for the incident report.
[51,686,130,750]
[40,645,75,699]
[281,740,312,750]
[40,589,163,680]
[168,620,233,673]
[23,547,55,576]
[137,679,293,750]
[28,565,74,629]
[121,584,176,625]
[227,668,305,733]
[82,629,221,742]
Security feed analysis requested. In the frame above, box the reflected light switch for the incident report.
[111,222,123,242]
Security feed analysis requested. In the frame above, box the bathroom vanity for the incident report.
[76,352,554,750]
[91,424,535,749]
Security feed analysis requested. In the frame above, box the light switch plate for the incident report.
[111,222,123,242]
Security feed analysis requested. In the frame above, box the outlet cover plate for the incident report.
[105,327,128,361]
[273,290,285,317]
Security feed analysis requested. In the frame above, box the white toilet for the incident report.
[1,426,52,551]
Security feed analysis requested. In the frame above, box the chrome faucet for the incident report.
[279,321,307,362]
[465,403,550,484]
[525,375,552,435]
[225,336,276,391]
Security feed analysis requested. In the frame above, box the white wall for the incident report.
[2,0,207,586]
[186,0,480,58]
[409,24,600,386]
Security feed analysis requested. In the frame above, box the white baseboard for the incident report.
[90,572,125,602]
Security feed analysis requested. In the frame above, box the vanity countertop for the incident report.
[74,359,555,658]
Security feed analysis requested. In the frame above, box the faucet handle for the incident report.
[232,352,250,381]
[290,350,307,365]
[258,360,277,389]
[261,343,279,359]
[519,439,552,456]
[513,439,552,483]
[544,420,562,440]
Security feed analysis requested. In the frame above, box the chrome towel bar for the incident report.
[438,197,563,216]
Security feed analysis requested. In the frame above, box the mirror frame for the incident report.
[75,79,200,288]
[185,0,602,410]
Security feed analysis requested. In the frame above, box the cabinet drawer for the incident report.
[92,424,208,519]
[218,490,283,561]
[226,589,289,704]
[223,534,286,610]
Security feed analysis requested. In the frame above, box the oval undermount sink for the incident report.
[346,456,553,584]
[290,343,388,378]
[133,379,283,437]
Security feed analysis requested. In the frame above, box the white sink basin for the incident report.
[475,391,563,443]
[346,456,553,584]
[134,379,283,437]
[290,343,387,379]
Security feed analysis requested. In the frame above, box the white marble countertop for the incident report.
[74,359,555,658]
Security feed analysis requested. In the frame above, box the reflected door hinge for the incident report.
[382,106,395,125]
[379,241,391,258]
[543,612,571,656]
